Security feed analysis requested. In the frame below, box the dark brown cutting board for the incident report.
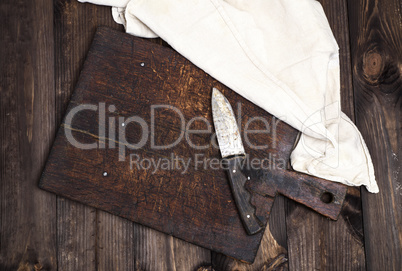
[39,27,341,263]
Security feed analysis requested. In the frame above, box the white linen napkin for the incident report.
[78,0,378,192]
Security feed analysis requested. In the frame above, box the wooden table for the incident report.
[1,0,400,270]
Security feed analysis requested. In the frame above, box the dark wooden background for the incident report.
[0,0,400,270]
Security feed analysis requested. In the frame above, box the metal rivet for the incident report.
[140,62,145,67]
[103,172,108,177]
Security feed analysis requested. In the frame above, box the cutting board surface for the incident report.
[40,27,301,263]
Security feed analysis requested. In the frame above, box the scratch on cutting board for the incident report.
[169,182,183,217]
[62,123,172,160]
[150,67,165,81]
[152,178,165,213]
[148,51,165,81]
[62,123,119,145]
[211,177,222,215]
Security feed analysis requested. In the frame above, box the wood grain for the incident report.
[53,1,211,270]
[0,0,57,270]
[97,212,135,270]
[57,197,96,271]
[285,0,367,270]
[54,1,121,270]
[348,0,402,269]
[134,225,211,270]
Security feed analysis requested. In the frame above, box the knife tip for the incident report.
[212,87,222,98]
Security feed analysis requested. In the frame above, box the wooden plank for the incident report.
[54,2,211,269]
[285,0,366,269]
[322,0,356,121]
[0,0,57,270]
[347,0,402,269]
[57,198,97,271]
[53,1,122,270]
[134,224,211,270]
[286,197,366,270]
[171,237,212,271]
[211,224,288,270]
[97,212,135,270]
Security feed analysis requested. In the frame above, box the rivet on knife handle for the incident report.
[225,156,263,235]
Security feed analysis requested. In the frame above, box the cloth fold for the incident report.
[78,0,378,192]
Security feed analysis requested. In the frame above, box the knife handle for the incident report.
[225,156,263,235]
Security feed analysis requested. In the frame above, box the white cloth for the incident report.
[78,0,378,192]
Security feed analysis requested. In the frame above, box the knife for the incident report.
[211,88,347,235]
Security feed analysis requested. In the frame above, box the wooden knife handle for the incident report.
[225,156,263,235]
[245,169,347,220]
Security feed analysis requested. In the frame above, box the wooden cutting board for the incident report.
[39,27,342,263]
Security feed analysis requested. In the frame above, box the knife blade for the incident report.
[211,88,347,235]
